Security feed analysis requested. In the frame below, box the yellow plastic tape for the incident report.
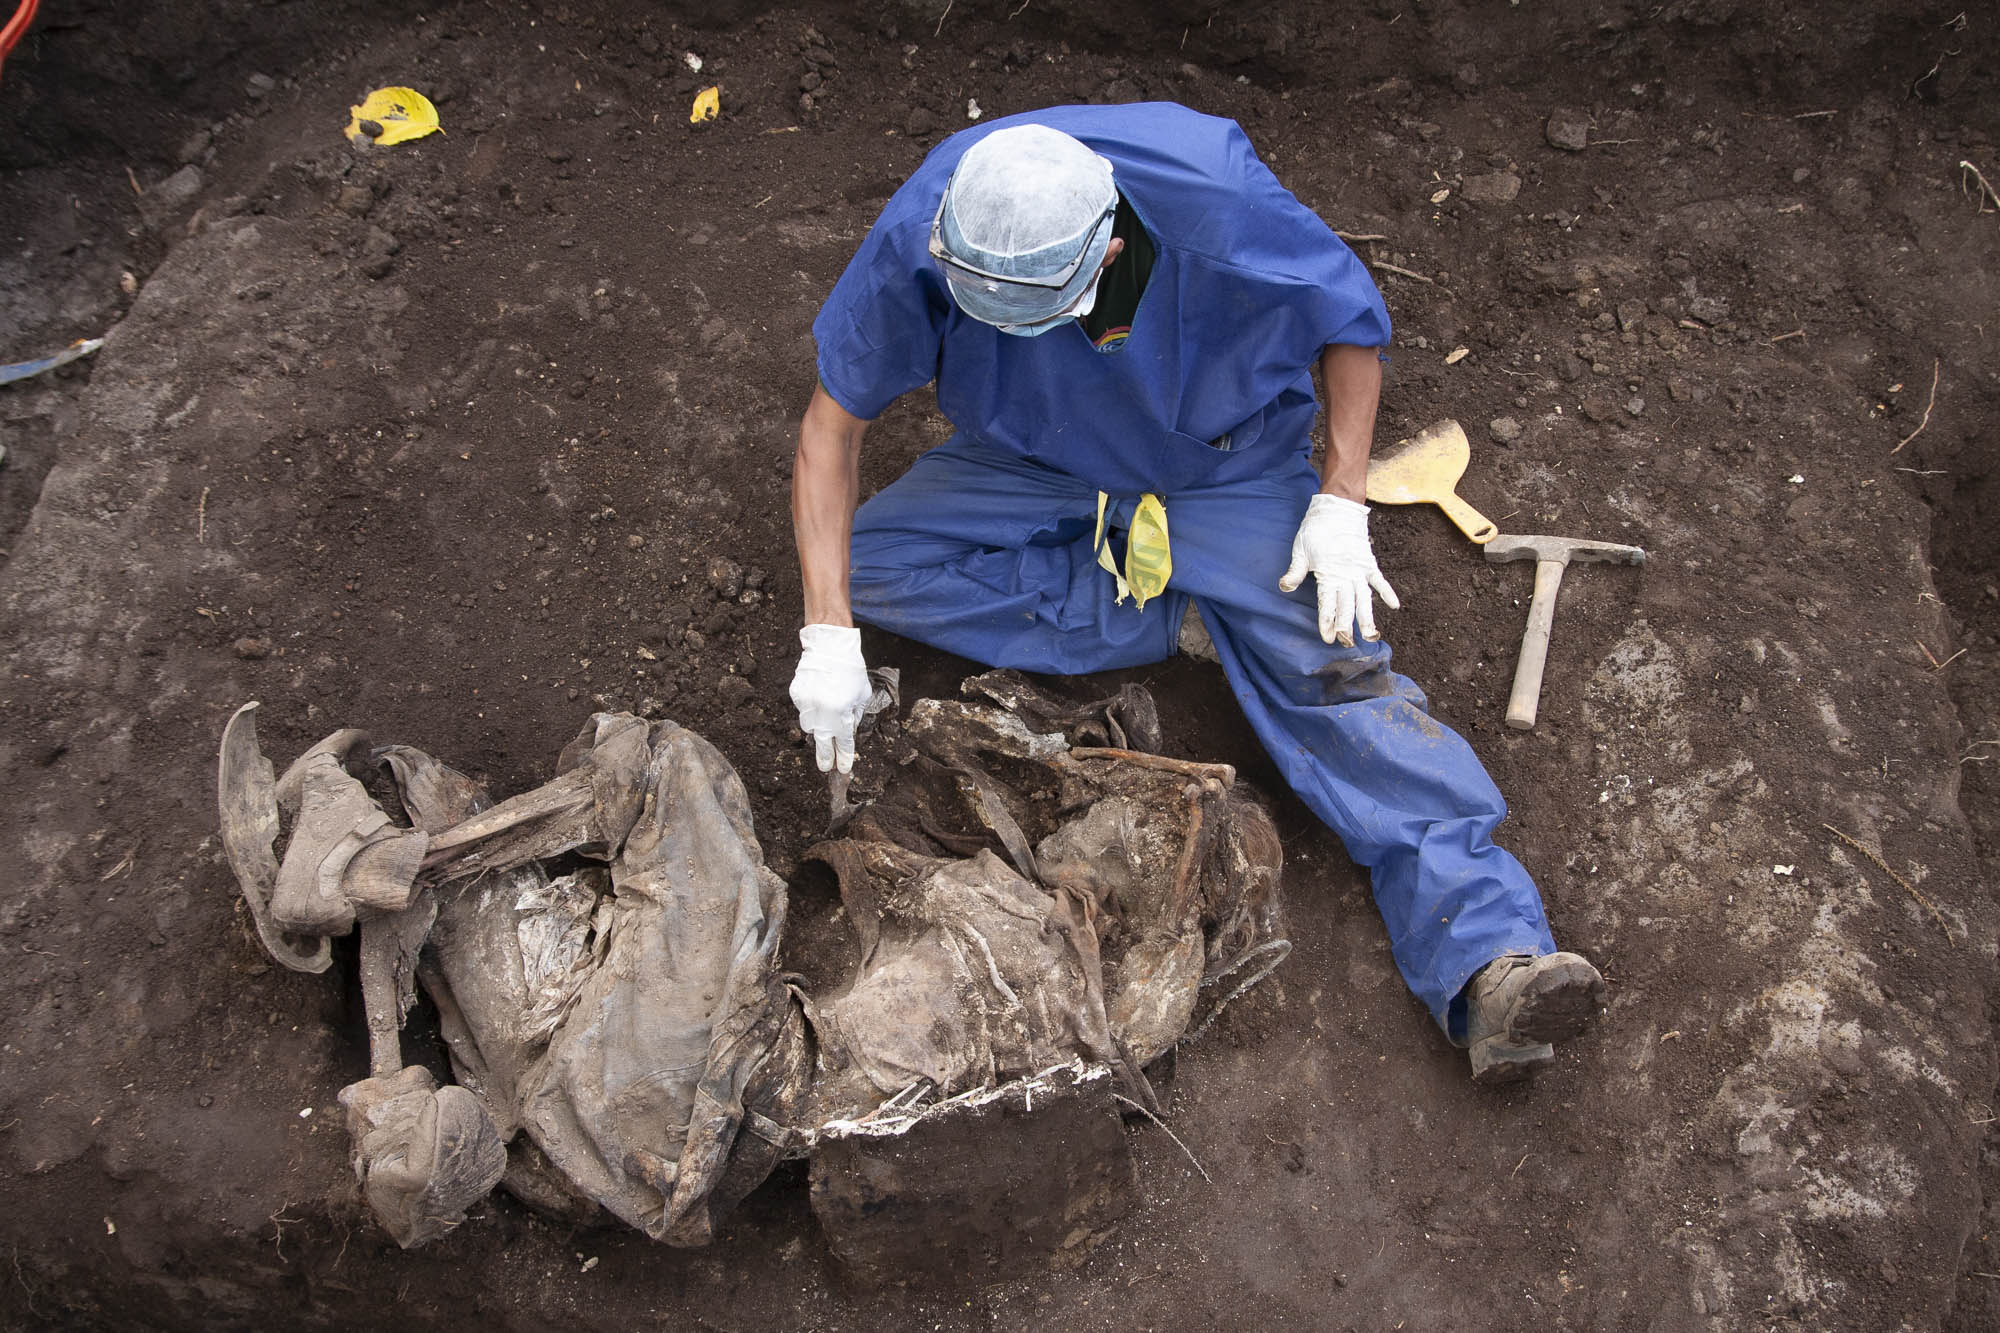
[1093,492,1172,611]
[344,87,442,147]
[691,86,720,124]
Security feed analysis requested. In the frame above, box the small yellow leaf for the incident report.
[345,87,442,147]
[691,85,720,124]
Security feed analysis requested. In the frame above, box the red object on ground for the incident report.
[0,0,41,78]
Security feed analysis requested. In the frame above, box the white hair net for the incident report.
[936,124,1118,328]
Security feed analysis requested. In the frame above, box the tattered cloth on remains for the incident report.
[216,671,1288,1254]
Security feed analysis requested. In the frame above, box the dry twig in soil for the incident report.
[1891,358,1939,454]
[1822,823,1952,940]
[1113,1092,1212,1183]
[1370,260,1436,285]
[1962,159,2000,214]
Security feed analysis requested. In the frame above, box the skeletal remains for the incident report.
[216,671,1288,1268]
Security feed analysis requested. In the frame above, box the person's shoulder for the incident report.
[1019,102,1248,162]
[932,102,1245,159]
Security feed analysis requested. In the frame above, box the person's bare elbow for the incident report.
[798,382,869,468]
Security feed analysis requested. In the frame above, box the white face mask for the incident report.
[996,266,1105,338]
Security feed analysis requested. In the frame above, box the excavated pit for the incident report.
[1,2,1997,1329]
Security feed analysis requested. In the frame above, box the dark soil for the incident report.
[1,2,1997,1329]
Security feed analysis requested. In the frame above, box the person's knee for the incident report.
[1245,636,1405,709]
[1296,645,1400,704]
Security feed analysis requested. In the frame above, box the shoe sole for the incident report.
[1468,1038,1554,1085]
[1505,956,1607,1046]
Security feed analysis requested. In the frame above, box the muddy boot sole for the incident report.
[1468,1037,1555,1085]
[1503,955,1607,1047]
[1464,952,1607,1084]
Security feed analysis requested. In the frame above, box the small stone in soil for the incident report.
[1545,107,1592,151]
[1688,295,1731,324]
[233,637,272,659]
[1460,172,1522,204]
[1489,417,1523,445]
[147,165,205,214]
[707,556,744,600]
[360,226,400,279]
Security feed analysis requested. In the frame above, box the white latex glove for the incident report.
[1277,494,1402,646]
[790,624,872,774]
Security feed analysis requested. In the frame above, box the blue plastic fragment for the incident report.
[0,336,104,386]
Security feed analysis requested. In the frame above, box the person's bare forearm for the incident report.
[1318,344,1383,502]
[793,383,869,627]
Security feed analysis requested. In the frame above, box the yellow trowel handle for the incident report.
[1436,491,1498,544]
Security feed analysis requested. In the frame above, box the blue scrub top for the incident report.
[812,102,1393,496]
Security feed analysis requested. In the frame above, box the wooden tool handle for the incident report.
[1436,490,1498,544]
[1505,559,1566,729]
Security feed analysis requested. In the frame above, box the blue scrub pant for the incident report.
[848,436,1558,1037]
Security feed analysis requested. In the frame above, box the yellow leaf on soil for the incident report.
[691,86,720,124]
[345,87,442,147]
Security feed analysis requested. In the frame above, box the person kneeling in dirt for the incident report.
[788,103,1604,1083]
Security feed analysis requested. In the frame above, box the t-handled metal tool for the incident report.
[1484,533,1645,730]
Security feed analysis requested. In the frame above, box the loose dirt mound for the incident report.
[1,2,1996,1329]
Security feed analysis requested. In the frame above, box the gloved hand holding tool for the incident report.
[1278,493,1401,646]
[790,624,872,774]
